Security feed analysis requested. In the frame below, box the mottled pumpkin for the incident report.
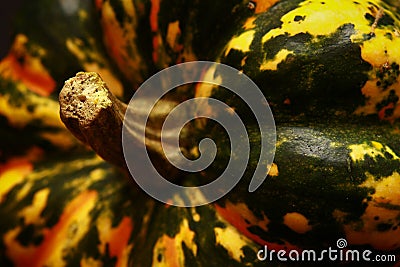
[0,0,400,266]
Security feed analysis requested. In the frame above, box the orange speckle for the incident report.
[97,216,133,267]
[240,56,248,67]
[38,190,97,265]
[0,147,44,203]
[97,1,144,85]
[150,0,160,32]
[215,202,299,252]
[166,21,184,54]
[378,102,395,122]
[152,35,161,63]
[4,190,98,267]
[0,158,32,175]
[150,0,161,63]
[152,219,196,266]
[283,212,312,234]
[100,4,126,74]
[268,163,279,176]
[0,158,33,204]
[243,17,256,30]
[108,217,133,267]
[252,0,280,14]
[0,35,56,96]
[159,235,181,267]
[94,0,103,10]
[283,98,291,105]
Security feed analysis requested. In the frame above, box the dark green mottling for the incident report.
[213,120,400,248]
[222,23,372,120]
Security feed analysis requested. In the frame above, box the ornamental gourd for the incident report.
[0,0,400,266]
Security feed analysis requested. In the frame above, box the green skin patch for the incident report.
[219,0,400,122]
[213,121,400,250]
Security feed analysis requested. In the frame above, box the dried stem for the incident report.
[59,72,128,168]
[59,72,182,181]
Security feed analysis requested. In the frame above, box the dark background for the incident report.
[0,0,24,58]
